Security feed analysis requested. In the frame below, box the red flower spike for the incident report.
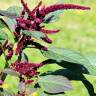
[19,23,29,30]
[21,0,30,13]
[21,10,25,19]
[32,41,48,51]
[25,80,34,84]
[14,31,21,40]
[40,4,90,16]
[6,44,14,60]
[0,40,8,56]
[14,1,90,51]
[2,40,8,49]
[30,1,42,17]
[16,18,34,29]
[10,61,42,77]
[6,49,13,60]
[41,36,52,43]
[16,36,25,55]
[40,28,60,34]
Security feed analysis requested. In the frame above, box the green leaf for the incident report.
[44,10,64,23]
[0,6,22,18]
[3,68,20,77]
[22,30,46,39]
[7,6,22,17]
[0,10,18,19]
[40,92,66,96]
[41,47,88,64]
[0,29,8,42]
[84,54,96,75]
[0,89,15,96]
[3,18,16,32]
[0,19,7,29]
[38,75,72,93]
[2,6,22,32]
[41,47,96,76]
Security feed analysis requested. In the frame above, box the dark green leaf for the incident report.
[22,30,46,39]
[38,75,72,94]
[46,68,84,81]
[41,47,96,76]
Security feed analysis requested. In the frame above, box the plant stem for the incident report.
[0,43,9,81]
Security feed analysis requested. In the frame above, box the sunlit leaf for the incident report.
[0,29,8,43]
[41,47,96,76]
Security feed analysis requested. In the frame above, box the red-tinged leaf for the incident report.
[38,75,72,93]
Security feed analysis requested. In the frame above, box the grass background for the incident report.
[0,0,96,96]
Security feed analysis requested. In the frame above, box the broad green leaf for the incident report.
[0,10,18,19]
[7,6,22,17]
[0,19,7,29]
[0,89,15,96]
[38,75,72,93]
[41,47,96,76]
[3,68,20,77]
[41,47,88,64]
[22,30,46,39]
[3,18,16,32]
[0,29,8,42]
[2,6,22,32]
[0,6,22,18]
[84,54,96,75]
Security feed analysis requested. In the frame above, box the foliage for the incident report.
[0,0,93,96]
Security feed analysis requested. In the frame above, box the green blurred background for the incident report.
[0,0,96,96]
